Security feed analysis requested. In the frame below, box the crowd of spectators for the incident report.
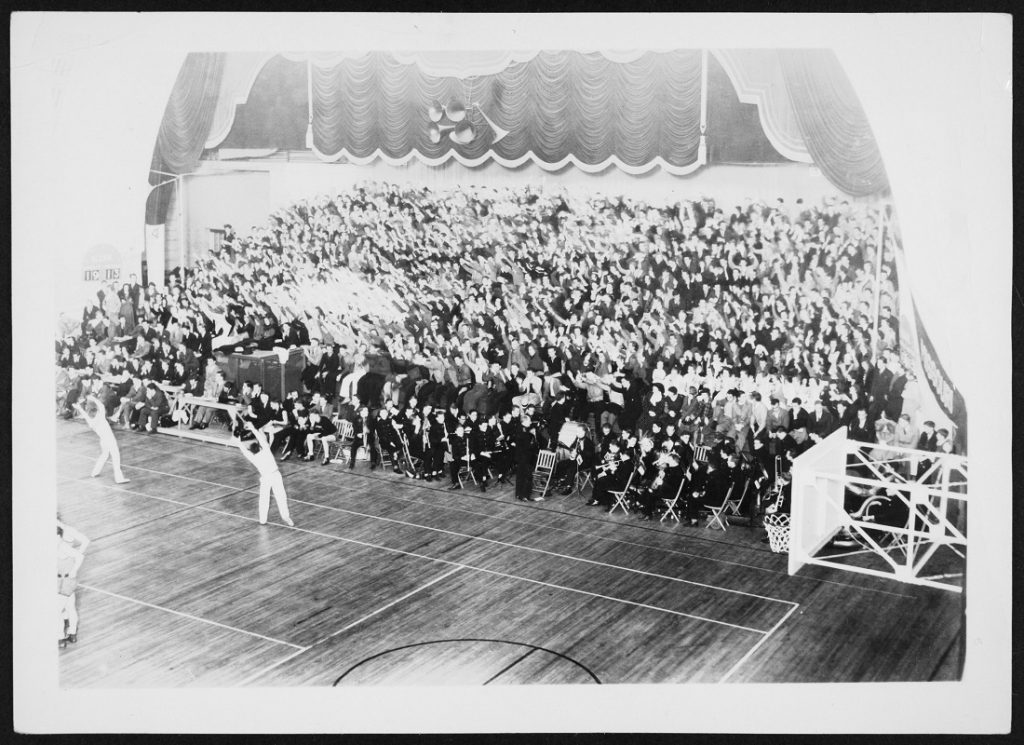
[56,181,947,524]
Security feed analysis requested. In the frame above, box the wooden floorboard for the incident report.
[60,587,297,688]
[249,567,762,686]
[55,420,963,686]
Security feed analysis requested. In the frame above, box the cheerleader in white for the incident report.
[233,420,295,526]
[74,394,130,483]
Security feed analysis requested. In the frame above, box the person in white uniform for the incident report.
[233,420,295,526]
[74,394,130,483]
[57,518,89,647]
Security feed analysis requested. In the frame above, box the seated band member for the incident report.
[373,407,402,472]
[424,410,447,481]
[347,406,372,470]
[631,436,660,492]
[682,459,709,525]
[402,404,424,468]
[469,417,498,492]
[389,413,414,477]
[586,439,632,511]
[447,424,468,489]
[493,411,519,484]
[552,421,584,490]
[687,458,733,525]
[487,414,513,483]
[304,410,338,465]
[636,450,685,520]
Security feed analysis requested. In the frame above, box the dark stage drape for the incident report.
[779,49,890,197]
[146,53,226,225]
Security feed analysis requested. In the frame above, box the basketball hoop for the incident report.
[763,512,791,554]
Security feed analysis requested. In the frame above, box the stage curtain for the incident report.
[146,53,225,225]
[311,50,703,174]
[778,49,889,197]
[705,52,791,165]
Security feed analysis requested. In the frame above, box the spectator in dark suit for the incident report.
[788,397,810,432]
[136,383,169,434]
[808,399,836,443]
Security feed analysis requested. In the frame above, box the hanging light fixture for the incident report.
[427,100,445,122]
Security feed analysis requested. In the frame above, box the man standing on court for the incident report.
[74,393,130,484]
[233,420,295,527]
[57,518,89,648]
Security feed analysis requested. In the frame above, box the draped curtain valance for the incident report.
[312,50,704,174]
[147,48,893,218]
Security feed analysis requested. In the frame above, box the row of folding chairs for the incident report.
[658,474,752,530]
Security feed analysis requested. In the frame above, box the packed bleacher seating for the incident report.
[57,181,932,526]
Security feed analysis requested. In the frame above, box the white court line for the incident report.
[60,426,914,599]
[236,566,464,687]
[60,435,225,462]
[60,465,787,631]
[718,602,801,684]
[62,450,248,489]
[286,496,798,609]
[58,474,258,506]
[289,461,917,600]
[58,476,198,508]
[193,504,770,635]
[79,583,304,651]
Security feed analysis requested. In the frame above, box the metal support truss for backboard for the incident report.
[789,428,967,593]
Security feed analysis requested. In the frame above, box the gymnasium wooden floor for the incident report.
[55,421,964,687]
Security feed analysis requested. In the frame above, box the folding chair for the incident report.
[531,449,558,499]
[375,438,393,470]
[704,483,735,531]
[693,445,711,464]
[725,478,748,517]
[659,476,688,523]
[320,419,354,462]
[608,468,637,516]
[574,467,594,498]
